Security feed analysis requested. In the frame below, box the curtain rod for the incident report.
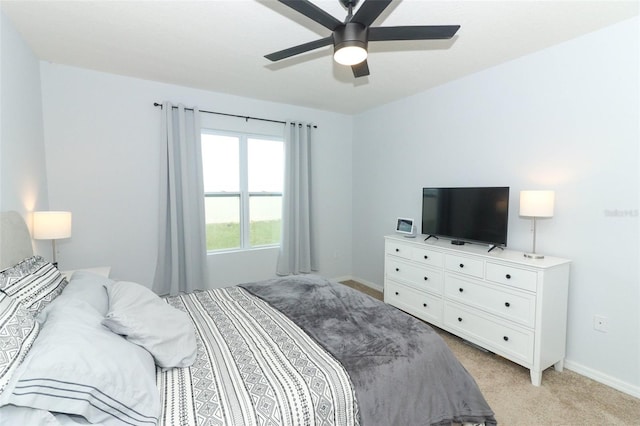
[153,103,317,128]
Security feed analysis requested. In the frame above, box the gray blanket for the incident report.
[240,275,497,426]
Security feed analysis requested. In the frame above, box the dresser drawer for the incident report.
[412,247,444,268]
[385,241,412,260]
[385,258,443,294]
[445,254,484,278]
[385,280,442,325]
[445,275,536,327]
[444,302,534,365]
[486,262,537,292]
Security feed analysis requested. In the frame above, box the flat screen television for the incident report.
[421,187,510,246]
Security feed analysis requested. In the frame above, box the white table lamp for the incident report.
[519,191,554,259]
[33,211,72,266]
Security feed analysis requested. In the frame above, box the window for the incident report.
[202,131,284,252]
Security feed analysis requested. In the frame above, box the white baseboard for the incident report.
[332,275,353,283]
[354,277,384,292]
[564,359,640,398]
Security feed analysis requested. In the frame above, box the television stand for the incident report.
[384,235,571,386]
[424,234,439,242]
[451,240,465,245]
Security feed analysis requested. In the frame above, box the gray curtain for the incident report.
[153,102,208,295]
[276,122,316,275]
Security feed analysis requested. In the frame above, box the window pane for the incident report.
[202,133,239,192]
[249,195,282,246]
[205,195,240,250]
[248,138,283,192]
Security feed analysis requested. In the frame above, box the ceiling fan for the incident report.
[265,0,460,78]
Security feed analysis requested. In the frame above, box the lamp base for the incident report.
[524,252,545,260]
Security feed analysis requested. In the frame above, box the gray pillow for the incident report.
[64,270,113,316]
[1,296,159,426]
[102,281,197,368]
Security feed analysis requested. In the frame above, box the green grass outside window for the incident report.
[206,220,281,251]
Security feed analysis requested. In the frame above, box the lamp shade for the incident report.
[519,191,555,218]
[33,211,72,240]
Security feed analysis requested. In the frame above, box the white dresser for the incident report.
[384,235,571,386]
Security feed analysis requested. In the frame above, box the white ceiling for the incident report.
[2,1,638,115]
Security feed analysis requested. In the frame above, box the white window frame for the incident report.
[202,129,284,253]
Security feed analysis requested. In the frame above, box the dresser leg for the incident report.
[554,359,564,372]
[530,369,542,386]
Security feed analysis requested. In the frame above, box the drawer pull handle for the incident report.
[503,336,509,342]
[459,263,464,268]
[395,268,399,272]
[423,276,428,281]
[395,248,400,252]
[395,291,399,296]
[424,255,428,259]
[423,303,427,308]
[458,288,464,293]
[506,274,512,279]
[457,317,463,322]
[505,302,511,307]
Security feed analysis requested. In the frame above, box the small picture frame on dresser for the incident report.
[395,218,416,238]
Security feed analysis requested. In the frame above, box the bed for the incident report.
[0,211,496,425]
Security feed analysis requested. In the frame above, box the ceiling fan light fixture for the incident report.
[333,22,368,66]
[334,43,367,65]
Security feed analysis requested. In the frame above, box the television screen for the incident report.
[422,187,509,246]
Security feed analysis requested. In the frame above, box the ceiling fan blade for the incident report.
[278,0,342,30]
[352,60,370,78]
[369,25,460,41]
[351,0,392,27]
[265,36,333,62]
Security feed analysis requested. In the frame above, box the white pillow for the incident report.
[0,405,61,425]
[102,281,197,368]
[1,297,159,426]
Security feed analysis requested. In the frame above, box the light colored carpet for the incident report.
[340,280,640,425]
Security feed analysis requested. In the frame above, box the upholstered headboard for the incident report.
[0,211,34,270]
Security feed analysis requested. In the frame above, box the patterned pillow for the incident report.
[0,292,40,392]
[0,256,68,316]
[0,256,42,279]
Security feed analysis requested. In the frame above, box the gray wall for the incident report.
[352,17,639,395]
[39,63,354,288]
[0,12,49,256]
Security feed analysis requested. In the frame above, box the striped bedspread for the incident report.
[157,287,360,426]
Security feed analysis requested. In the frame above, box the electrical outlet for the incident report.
[594,315,608,333]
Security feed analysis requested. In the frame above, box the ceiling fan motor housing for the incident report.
[340,0,359,9]
[333,22,368,53]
